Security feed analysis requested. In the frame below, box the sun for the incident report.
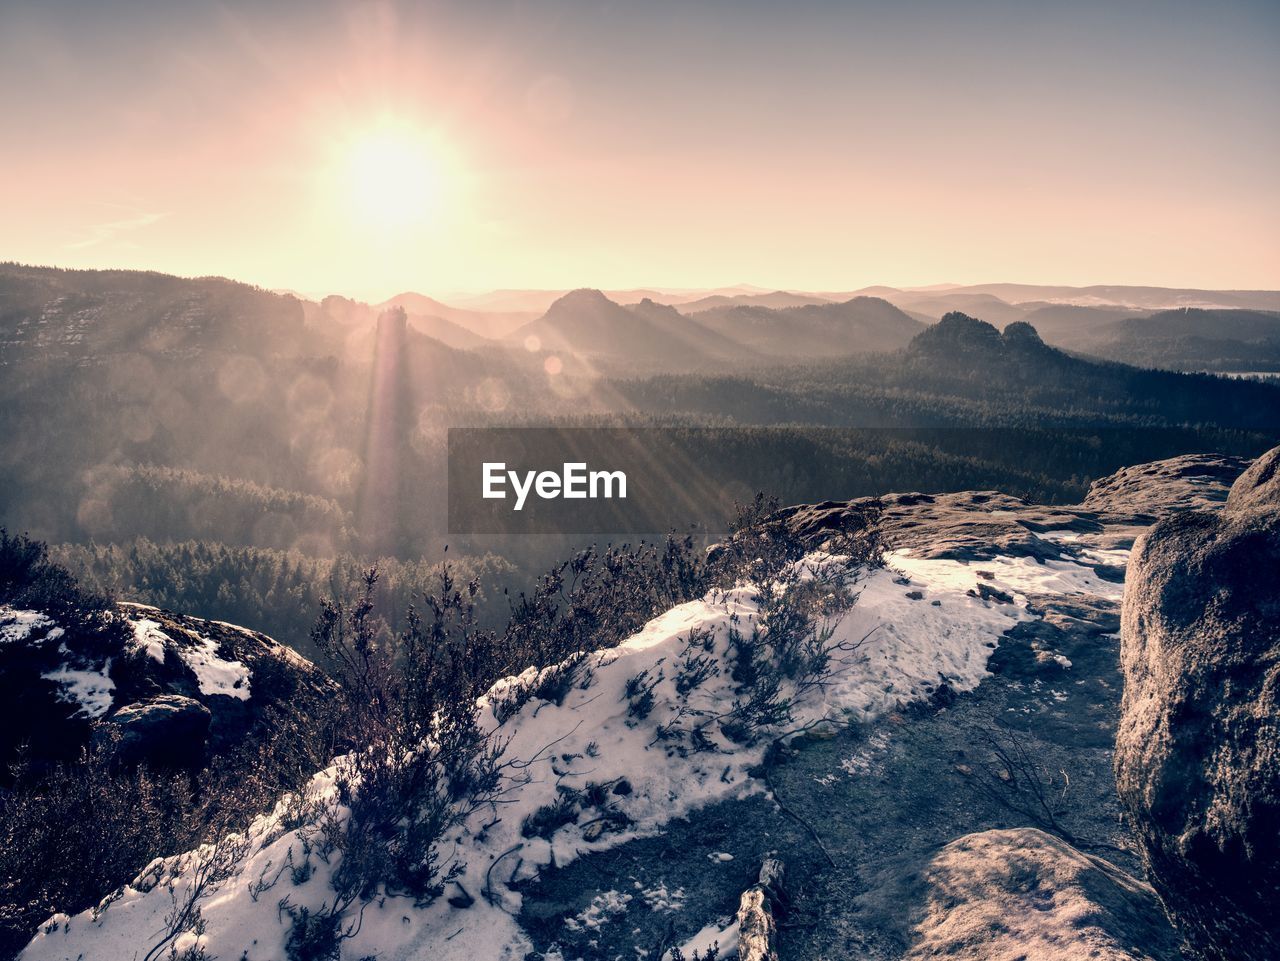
[332,121,452,231]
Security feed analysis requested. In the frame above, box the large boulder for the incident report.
[1115,449,1280,960]
[98,694,211,767]
[1226,444,1280,514]
[905,828,1180,960]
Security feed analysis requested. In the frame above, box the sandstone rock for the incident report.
[1082,453,1248,517]
[905,828,1181,961]
[1225,443,1280,514]
[780,453,1246,564]
[100,694,211,767]
[1116,500,1280,960]
[0,602,330,772]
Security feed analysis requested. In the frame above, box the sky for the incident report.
[1,0,1277,301]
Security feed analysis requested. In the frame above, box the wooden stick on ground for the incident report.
[737,857,786,961]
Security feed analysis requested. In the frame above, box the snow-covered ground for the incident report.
[180,632,251,699]
[21,546,1118,961]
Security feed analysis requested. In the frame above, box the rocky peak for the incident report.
[908,311,1003,355]
[1000,320,1047,349]
[546,288,617,313]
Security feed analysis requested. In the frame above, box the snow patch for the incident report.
[664,917,739,960]
[564,890,632,933]
[42,656,115,718]
[0,608,61,645]
[637,880,686,913]
[840,729,892,776]
[889,549,1125,602]
[129,617,170,663]
[180,633,251,700]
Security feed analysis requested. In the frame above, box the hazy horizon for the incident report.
[12,263,1280,311]
[3,0,1278,300]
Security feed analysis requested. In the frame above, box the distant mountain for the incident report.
[506,289,752,369]
[908,311,1010,356]
[0,266,552,554]
[675,290,833,313]
[0,264,311,373]
[403,313,490,350]
[322,294,489,350]
[1013,303,1145,346]
[376,292,532,339]
[448,284,776,314]
[895,298,1280,374]
[1076,308,1280,372]
[884,290,1030,326]
[1112,307,1280,342]
[506,291,923,368]
[443,282,1280,319]
[837,285,907,299]
[691,296,925,358]
[907,315,1063,376]
[613,311,1280,436]
[996,305,1280,372]
[946,284,1280,312]
[627,297,760,363]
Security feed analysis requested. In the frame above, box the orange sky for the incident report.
[2,0,1277,301]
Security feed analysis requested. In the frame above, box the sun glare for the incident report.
[332,122,452,231]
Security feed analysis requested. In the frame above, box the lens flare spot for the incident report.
[473,377,511,412]
[217,355,266,403]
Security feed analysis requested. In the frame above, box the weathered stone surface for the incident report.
[1082,453,1248,518]
[781,454,1249,567]
[904,828,1180,961]
[1225,443,1280,514]
[1116,499,1280,961]
[99,694,211,767]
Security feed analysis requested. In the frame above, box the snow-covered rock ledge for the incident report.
[21,542,1120,961]
[0,602,329,771]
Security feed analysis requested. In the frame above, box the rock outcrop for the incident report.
[1083,453,1248,518]
[0,602,330,772]
[98,693,212,768]
[1115,445,1280,961]
[1225,443,1280,513]
[781,452,1251,564]
[905,828,1181,961]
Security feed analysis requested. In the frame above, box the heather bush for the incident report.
[299,567,506,939]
